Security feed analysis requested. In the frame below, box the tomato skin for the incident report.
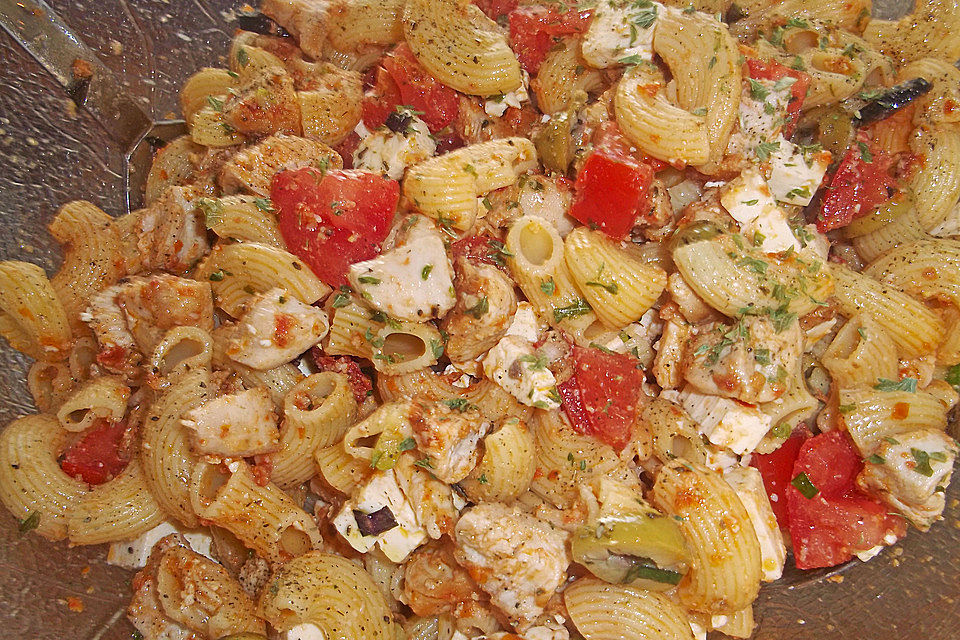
[60,419,130,486]
[744,58,811,138]
[817,137,898,232]
[472,0,518,20]
[311,350,373,404]
[450,234,509,272]
[751,427,810,528]
[558,345,645,451]
[272,168,400,287]
[786,430,906,570]
[508,6,592,74]
[361,44,459,133]
[569,123,655,239]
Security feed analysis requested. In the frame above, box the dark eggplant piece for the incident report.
[353,506,398,537]
[237,11,291,38]
[853,77,932,126]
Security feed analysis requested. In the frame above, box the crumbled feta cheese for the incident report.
[723,466,787,582]
[349,215,456,322]
[720,168,800,253]
[726,76,794,156]
[483,334,559,409]
[485,70,529,117]
[667,179,702,213]
[505,302,545,343]
[690,620,708,640]
[332,469,427,562]
[805,318,838,345]
[353,113,436,180]
[581,1,662,68]
[600,309,662,367]
[676,387,773,455]
[855,545,884,562]
[282,623,326,640]
[766,141,830,206]
[107,521,213,569]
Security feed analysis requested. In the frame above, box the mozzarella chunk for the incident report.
[354,113,436,180]
[349,215,456,322]
[858,429,959,529]
[282,623,326,640]
[720,168,800,253]
[676,387,772,454]
[411,401,490,483]
[227,287,330,370]
[483,335,560,409]
[723,466,786,582]
[485,70,530,118]
[581,1,661,68]
[726,76,793,156]
[506,302,546,342]
[181,387,280,457]
[766,141,830,206]
[107,521,213,570]
[454,503,570,626]
[332,469,427,562]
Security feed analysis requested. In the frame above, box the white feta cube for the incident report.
[581,1,661,68]
[107,521,213,569]
[354,112,436,180]
[483,335,560,409]
[505,301,545,343]
[767,140,830,206]
[485,70,530,117]
[181,387,280,457]
[723,466,786,581]
[720,168,800,253]
[677,387,772,455]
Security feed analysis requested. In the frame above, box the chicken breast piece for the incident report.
[260,0,330,59]
[454,503,570,627]
[226,287,329,370]
[409,400,490,483]
[219,134,342,196]
[138,185,210,273]
[181,387,280,457]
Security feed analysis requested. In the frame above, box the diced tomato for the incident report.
[744,58,811,138]
[786,430,906,570]
[569,123,655,239]
[450,234,509,272]
[60,419,129,486]
[558,345,645,451]
[508,6,592,74]
[272,168,400,287]
[311,350,373,404]
[472,0,518,21]
[361,44,460,133]
[433,129,466,155]
[333,132,362,170]
[751,427,810,528]
[816,136,898,232]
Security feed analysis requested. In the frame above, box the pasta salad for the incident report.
[1,0,960,639]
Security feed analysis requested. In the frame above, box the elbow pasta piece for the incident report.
[297,66,363,145]
[272,372,359,489]
[145,326,214,389]
[368,322,443,375]
[863,0,960,64]
[821,316,899,388]
[565,577,695,640]
[730,0,870,40]
[27,360,76,413]
[0,260,72,361]
[830,263,944,358]
[864,238,960,311]
[404,137,538,231]
[67,458,165,545]
[190,461,321,564]
[905,127,960,232]
[846,200,927,264]
[259,551,396,640]
[505,215,599,339]
[840,386,949,454]
[402,0,522,96]
[459,418,536,503]
[652,460,762,614]
[48,200,126,333]
[898,58,960,127]
[180,67,238,124]
[564,227,667,329]
[206,195,286,248]
[196,242,330,318]
[326,0,405,50]
[55,376,130,432]
[140,369,209,528]
[533,37,603,114]
[315,441,372,495]
[0,414,88,540]
[672,236,833,319]
[145,136,206,205]
[229,40,286,81]
[189,105,244,148]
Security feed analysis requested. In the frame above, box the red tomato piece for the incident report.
[333,132,362,170]
[569,124,655,239]
[816,136,898,232]
[272,168,399,287]
[744,58,811,138]
[311,350,373,404]
[750,427,810,528]
[786,430,906,570]
[558,345,645,451]
[361,44,460,133]
[472,0,518,21]
[508,6,592,74]
[60,419,129,486]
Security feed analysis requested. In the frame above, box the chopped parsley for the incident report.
[430,338,444,359]
[253,197,274,213]
[857,141,873,163]
[467,296,489,319]
[332,285,352,308]
[18,511,40,534]
[910,448,934,477]
[756,140,781,162]
[206,95,224,112]
[398,437,416,452]
[358,275,382,285]
[421,264,433,280]
[874,378,917,393]
[443,398,477,412]
[236,46,249,67]
[541,278,556,296]
[791,472,819,499]
[553,299,592,323]
[867,454,886,465]
[518,352,549,371]
[585,263,619,294]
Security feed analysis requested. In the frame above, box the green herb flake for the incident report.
[206,95,225,112]
[867,454,886,465]
[358,275,382,285]
[857,141,874,164]
[791,472,819,499]
[874,378,918,393]
[467,296,489,319]
[540,278,556,296]
[430,339,444,359]
[945,363,960,390]
[414,457,435,470]
[197,197,224,228]
[443,397,478,413]
[236,46,249,68]
[553,299,592,323]
[748,78,770,101]
[754,347,771,365]
[838,403,857,414]
[253,197,274,213]
[421,264,433,280]
[332,286,352,309]
[756,140,781,162]
[18,511,40,534]
[585,263,619,294]
[910,448,934,476]
[691,106,708,116]
[771,422,791,439]
[208,269,227,282]
[478,473,489,484]
[398,437,417,452]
